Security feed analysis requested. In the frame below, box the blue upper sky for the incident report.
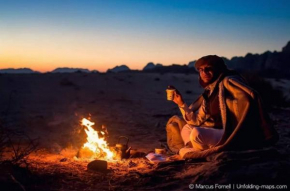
[1,0,290,72]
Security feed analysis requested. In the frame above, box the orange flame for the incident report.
[81,118,114,160]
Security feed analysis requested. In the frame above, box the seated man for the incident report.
[166,55,279,159]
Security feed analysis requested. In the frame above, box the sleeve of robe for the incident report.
[178,100,206,127]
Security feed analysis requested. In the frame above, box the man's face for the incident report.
[197,64,215,84]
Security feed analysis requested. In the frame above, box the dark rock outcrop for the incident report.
[107,65,130,73]
[0,68,38,74]
[224,41,290,78]
[143,62,163,71]
[142,64,197,74]
[143,62,156,71]
[188,61,196,68]
[51,67,90,73]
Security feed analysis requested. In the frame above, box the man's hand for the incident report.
[173,89,184,107]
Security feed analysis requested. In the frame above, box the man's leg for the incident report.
[167,115,186,131]
[166,116,186,153]
[181,124,193,146]
[179,125,196,157]
[179,125,224,157]
[189,126,224,151]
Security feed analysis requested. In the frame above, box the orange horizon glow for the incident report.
[0,42,283,73]
[2,23,281,73]
[1,39,276,73]
[1,1,289,73]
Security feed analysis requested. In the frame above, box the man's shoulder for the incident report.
[222,75,244,84]
[220,75,256,99]
[221,74,248,87]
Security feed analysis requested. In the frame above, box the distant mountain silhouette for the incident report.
[51,67,90,73]
[91,70,100,73]
[139,41,290,78]
[2,41,289,78]
[282,41,290,53]
[0,68,38,74]
[143,62,155,70]
[223,41,290,78]
[188,61,196,68]
[107,65,130,73]
[142,64,197,74]
[143,62,163,71]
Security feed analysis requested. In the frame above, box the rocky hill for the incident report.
[224,41,290,78]
[107,65,130,73]
[0,68,39,74]
[143,62,163,71]
[140,41,290,78]
[51,67,90,73]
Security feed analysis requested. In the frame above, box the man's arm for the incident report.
[173,91,206,126]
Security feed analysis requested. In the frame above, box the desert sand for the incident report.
[0,73,289,190]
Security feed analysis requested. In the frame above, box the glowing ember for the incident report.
[81,118,114,160]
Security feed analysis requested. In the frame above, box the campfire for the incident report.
[77,118,137,172]
[78,118,115,161]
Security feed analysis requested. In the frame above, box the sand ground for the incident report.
[0,73,204,151]
[0,73,289,190]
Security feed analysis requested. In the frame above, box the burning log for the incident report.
[76,118,145,161]
[77,118,115,161]
[76,147,95,159]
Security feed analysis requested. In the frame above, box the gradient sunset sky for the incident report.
[1,0,290,72]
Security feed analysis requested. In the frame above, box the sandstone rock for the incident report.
[87,160,107,172]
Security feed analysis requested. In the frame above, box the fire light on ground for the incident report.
[81,118,115,161]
